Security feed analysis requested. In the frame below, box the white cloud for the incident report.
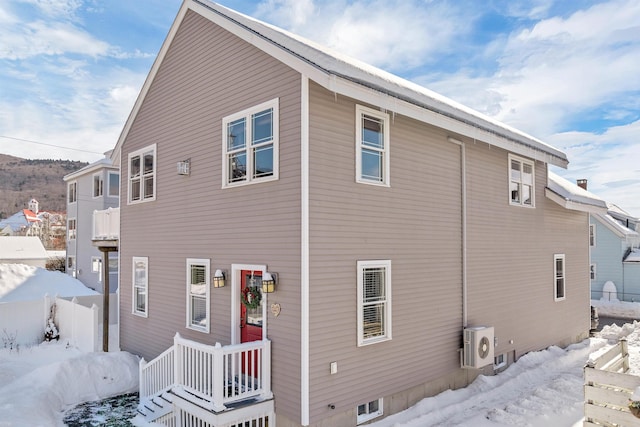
[255,0,471,72]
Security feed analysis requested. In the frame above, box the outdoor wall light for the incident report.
[213,269,226,288]
[262,271,277,293]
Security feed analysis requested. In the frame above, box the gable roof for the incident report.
[111,0,568,168]
[545,171,608,213]
[0,236,48,260]
[0,210,41,233]
[64,155,116,182]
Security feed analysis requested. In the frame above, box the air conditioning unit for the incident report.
[462,326,494,369]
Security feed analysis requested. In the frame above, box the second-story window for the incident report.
[68,182,77,203]
[93,174,104,198]
[222,99,279,187]
[509,155,535,207]
[356,105,390,186]
[128,144,156,203]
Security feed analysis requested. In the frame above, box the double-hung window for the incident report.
[133,257,148,317]
[509,155,534,206]
[357,260,392,346]
[187,259,210,333]
[554,254,566,301]
[68,182,77,203]
[589,224,596,246]
[590,264,596,281]
[67,218,76,240]
[223,99,279,187]
[356,105,390,186]
[93,173,104,198]
[128,144,156,203]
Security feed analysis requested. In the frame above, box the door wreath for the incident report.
[241,286,262,310]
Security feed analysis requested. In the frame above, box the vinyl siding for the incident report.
[118,10,302,420]
[590,216,627,299]
[307,81,464,423]
[465,142,590,357]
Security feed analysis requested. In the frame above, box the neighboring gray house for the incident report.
[587,192,640,301]
[63,152,119,292]
[111,2,605,426]
[0,236,49,268]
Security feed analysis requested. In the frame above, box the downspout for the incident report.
[448,137,467,327]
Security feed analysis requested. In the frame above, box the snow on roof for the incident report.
[0,263,98,302]
[0,236,48,260]
[625,249,640,262]
[546,171,608,212]
[63,155,115,181]
[112,0,569,168]
[194,0,568,166]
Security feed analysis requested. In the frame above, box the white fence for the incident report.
[584,338,640,426]
[0,293,118,351]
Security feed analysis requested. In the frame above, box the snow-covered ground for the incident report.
[0,263,97,302]
[0,293,638,425]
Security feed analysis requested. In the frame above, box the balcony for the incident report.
[92,207,119,248]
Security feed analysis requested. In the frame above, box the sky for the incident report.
[0,0,638,215]
[1,259,640,427]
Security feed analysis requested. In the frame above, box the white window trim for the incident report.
[107,171,119,198]
[589,224,596,247]
[356,105,390,186]
[554,254,566,302]
[590,263,597,281]
[186,258,211,333]
[508,154,535,207]
[357,259,392,346]
[92,172,104,198]
[357,398,383,424]
[494,353,507,370]
[68,181,77,204]
[128,144,157,204]
[67,218,77,241]
[132,256,149,317]
[222,98,279,188]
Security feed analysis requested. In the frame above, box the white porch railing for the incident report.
[140,333,272,413]
[93,207,119,240]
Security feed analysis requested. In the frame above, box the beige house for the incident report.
[112,1,604,426]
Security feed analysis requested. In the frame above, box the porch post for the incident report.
[212,342,226,412]
[262,339,273,399]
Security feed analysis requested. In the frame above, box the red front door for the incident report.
[240,270,263,343]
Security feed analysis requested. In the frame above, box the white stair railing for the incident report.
[140,345,175,399]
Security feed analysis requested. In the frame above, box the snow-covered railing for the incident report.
[584,338,640,426]
[173,333,272,411]
[93,207,119,240]
[140,345,175,398]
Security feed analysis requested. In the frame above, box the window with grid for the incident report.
[590,264,596,280]
[357,398,383,424]
[357,260,391,346]
[128,144,156,203]
[68,182,77,203]
[554,254,566,301]
[589,224,596,246]
[187,259,210,333]
[356,105,390,186]
[509,155,534,206]
[93,173,104,198]
[133,257,148,317]
[67,218,76,240]
[223,99,279,187]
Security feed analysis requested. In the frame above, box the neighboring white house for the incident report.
[63,151,120,292]
[0,236,49,268]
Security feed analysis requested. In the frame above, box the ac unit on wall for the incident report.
[462,326,494,369]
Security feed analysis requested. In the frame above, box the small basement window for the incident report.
[357,398,383,424]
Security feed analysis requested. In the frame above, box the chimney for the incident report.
[577,179,588,190]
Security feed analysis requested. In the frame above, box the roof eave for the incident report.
[544,188,608,214]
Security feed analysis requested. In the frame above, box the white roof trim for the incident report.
[545,171,608,214]
[112,0,569,168]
